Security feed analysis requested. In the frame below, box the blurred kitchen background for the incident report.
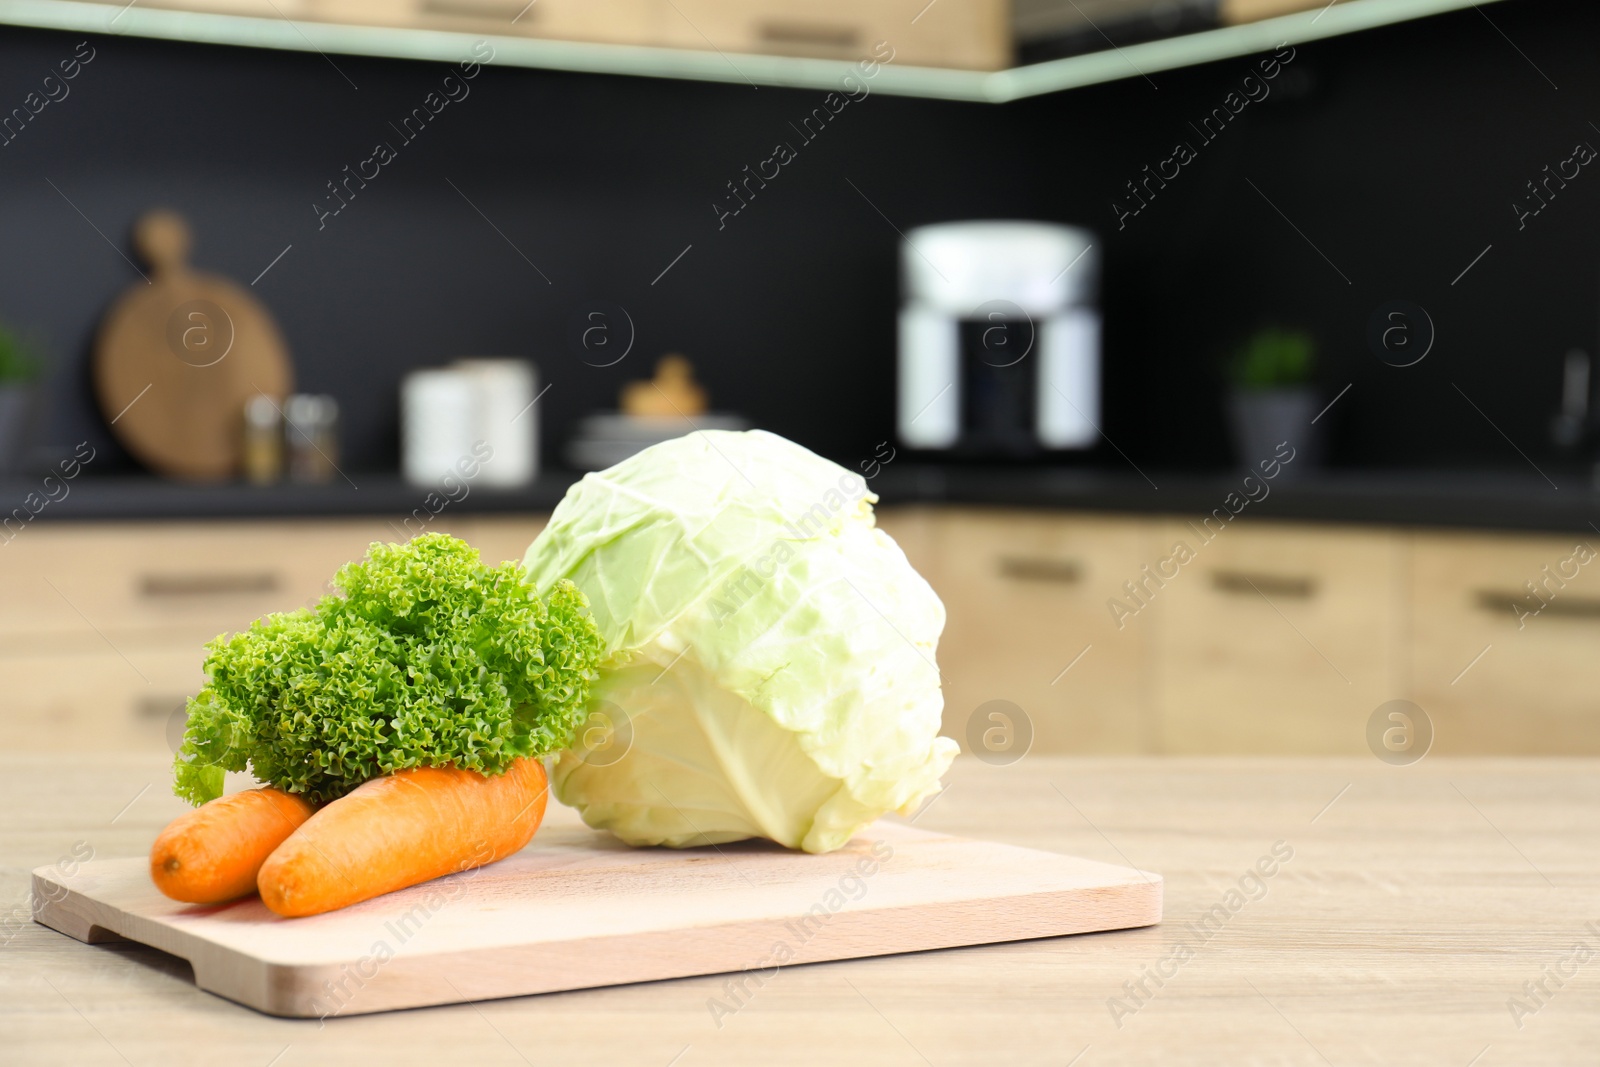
[0,0,1595,760]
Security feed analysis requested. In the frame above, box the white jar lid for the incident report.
[903,221,1096,314]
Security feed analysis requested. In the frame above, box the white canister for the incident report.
[401,368,480,488]
[452,359,538,488]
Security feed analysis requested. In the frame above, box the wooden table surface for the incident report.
[2,753,1596,1066]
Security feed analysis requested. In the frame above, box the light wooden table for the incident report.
[2,753,1596,1065]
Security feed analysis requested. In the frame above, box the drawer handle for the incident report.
[997,556,1083,584]
[420,0,531,19]
[1211,570,1317,599]
[758,22,861,49]
[139,572,280,597]
[136,696,188,720]
[1474,590,1600,620]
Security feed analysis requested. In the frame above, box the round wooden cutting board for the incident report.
[94,210,293,481]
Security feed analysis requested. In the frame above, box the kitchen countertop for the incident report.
[0,472,576,521]
[4,753,1595,1065]
[873,464,1600,533]
[5,464,1600,533]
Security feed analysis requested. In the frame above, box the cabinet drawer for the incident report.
[0,518,491,648]
[0,647,206,752]
[144,0,308,16]
[302,0,666,46]
[1411,531,1600,754]
[460,516,548,568]
[436,0,665,45]
[1151,520,1403,755]
[880,507,1151,755]
[1,516,550,751]
[661,0,1009,69]
[292,0,1007,68]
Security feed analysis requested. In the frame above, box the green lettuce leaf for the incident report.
[172,533,604,806]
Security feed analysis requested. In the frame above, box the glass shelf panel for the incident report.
[0,0,1511,104]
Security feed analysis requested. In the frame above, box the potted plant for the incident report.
[1225,327,1323,477]
[0,321,41,475]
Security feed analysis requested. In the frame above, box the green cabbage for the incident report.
[521,429,955,853]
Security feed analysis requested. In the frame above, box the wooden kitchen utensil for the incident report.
[33,812,1161,1018]
[93,210,293,481]
[620,354,709,418]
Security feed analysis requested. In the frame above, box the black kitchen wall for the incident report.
[1043,0,1600,473]
[0,0,1593,475]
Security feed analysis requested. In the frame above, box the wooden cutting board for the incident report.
[32,814,1161,1019]
[93,210,293,481]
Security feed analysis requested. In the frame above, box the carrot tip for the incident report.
[148,787,315,906]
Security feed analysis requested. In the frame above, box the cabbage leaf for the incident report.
[522,430,955,853]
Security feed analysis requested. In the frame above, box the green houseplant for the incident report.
[1225,327,1322,476]
[0,321,42,474]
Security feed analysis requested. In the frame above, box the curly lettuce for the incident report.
[173,533,604,806]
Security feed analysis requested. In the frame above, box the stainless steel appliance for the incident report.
[898,221,1100,455]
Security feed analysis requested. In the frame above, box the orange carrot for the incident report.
[257,757,548,918]
[150,788,316,904]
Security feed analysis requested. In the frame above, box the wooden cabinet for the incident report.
[879,507,1152,754]
[9,506,1598,757]
[0,519,428,654]
[1411,531,1600,755]
[888,508,1600,756]
[4,648,205,752]
[158,0,1011,70]
[461,516,549,569]
[658,0,1009,68]
[882,508,1409,756]
[1148,520,1405,755]
[0,516,546,751]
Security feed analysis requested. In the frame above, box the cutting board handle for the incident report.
[31,870,126,944]
[133,210,192,277]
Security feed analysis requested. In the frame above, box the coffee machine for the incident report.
[897,221,1100,455]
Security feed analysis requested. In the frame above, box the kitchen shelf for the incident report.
[0,0,1509,103]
